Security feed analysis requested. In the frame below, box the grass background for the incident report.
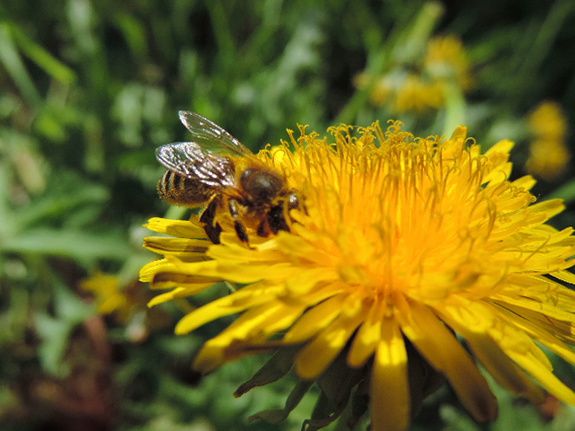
[2,0,575,430]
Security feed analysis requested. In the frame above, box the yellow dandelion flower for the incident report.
[526,140,570,181]
[354,72,394,107]
[526,101,570,180]
[355,72,444,113]
[355,35,472,114]
[425,35,473,91]
[142,118,575,431]
[80,272,130,317]
[529,101,568,141]
[394,73,444,113]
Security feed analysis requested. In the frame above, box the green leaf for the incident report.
[34,282,95,376]
[0,23,41,105]
[2,228,131,261]
[235,345,300,397]
[545,180,575,204]
[9,22,77,84]
[248,380,314,424]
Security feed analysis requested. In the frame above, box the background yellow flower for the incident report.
[525,101,570,181]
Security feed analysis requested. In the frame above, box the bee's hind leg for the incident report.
[200,196,223,244]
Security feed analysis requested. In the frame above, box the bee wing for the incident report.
[156,142,237,189]
[178,111,254,157]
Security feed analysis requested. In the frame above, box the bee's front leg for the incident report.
[264,191,303,235]
[264,203,289,235]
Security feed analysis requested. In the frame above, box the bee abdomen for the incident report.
[157,171,214,207]
[158,170,183,198]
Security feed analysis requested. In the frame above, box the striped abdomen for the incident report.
[157,170,215,207]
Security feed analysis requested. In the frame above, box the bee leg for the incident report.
[228,199,250,245]
[234,221,249,244]
[266,203,290,234]
[264,191,304,236]
[204,222,223,244]
[200,196,222,244]
[257,219,270,237]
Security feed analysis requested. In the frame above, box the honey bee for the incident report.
[156,111,300,244]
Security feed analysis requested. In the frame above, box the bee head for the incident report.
[240,168,285,204]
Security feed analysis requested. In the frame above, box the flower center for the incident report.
[276,124,507,303]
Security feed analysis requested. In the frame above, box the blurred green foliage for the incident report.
[1,0,575,430]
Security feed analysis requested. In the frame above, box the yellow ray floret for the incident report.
[142,121,575,431]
